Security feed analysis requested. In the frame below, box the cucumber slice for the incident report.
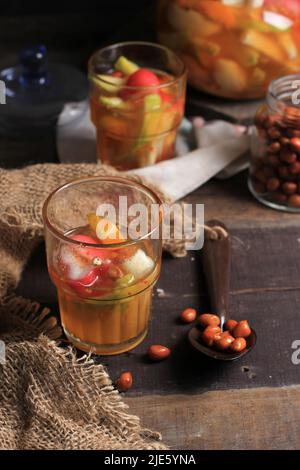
[92,74,125,93]
[143,93,161,113]
[134,94,162,143]
[115,56,139,75]
[116,273,135,288]
[128,94,162,166]
[99,96,128,109]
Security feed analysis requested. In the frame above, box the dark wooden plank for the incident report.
[187,171,300,229]
[16,226,300,396]
[125,386,300,450]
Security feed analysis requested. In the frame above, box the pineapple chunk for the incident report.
[115,56,139,75]
[193,37,221,56]
[123,249,155,280]
[233,46,259,68]
[251,67,266,86]
[167,3,221,37]
[213,59,247,94]
[241,29,286,63]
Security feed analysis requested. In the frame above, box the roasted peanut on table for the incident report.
[116,371,133,392]
[148,344,171,361]
[180,307,197,324]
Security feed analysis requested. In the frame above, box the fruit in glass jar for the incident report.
[213,59,247,94]
[158,0,300,99]
[167,3,221,37]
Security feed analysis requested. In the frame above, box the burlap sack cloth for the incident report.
[0,162,190,450]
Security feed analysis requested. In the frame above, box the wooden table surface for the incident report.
[2,7,300,450]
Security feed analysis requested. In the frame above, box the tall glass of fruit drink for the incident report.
[43,176,162,355]
[89,41,186,169]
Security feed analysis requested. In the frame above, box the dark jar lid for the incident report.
[0,45,88,136]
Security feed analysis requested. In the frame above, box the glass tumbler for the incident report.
[43,176,162,355]
[88,41,186,170]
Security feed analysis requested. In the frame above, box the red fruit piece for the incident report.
[67,262,116,298]
[67,267,100,296]
[71,234,109,261]
[160,91,173,105]
[111,70,123,78]
[127,68,160,88]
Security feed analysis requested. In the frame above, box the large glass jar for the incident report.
[249,74,300,211]
[157,0,300,99]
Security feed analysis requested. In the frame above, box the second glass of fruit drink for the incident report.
[43,176,163,355]
[89,41,186,170]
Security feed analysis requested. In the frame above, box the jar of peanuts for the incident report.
[249,74,300,211]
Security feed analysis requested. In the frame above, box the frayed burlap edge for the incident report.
[0,294,167,450]
[0,163,173,450]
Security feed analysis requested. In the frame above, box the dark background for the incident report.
[1,0,153,16]
[0,0,156,70]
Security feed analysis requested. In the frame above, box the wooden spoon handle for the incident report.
[201,220,230,328]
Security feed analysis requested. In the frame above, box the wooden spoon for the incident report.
[188,220,256,361]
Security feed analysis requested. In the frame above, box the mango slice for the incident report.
[250,67,267,87]
[193,37,221,56]
[167,3,221,37]
[241,29,286,63]
[221,0,244,5]
[197,0,236,28]
[213,59,247,94]
[233,45,260,67]
[114,56,139,75]
[88,213,125,244]
[278,32,298,60]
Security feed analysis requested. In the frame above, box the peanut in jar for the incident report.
[249,74,300,211]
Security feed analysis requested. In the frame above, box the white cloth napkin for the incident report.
[57,102,251,201]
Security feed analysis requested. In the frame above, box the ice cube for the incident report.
[58,245,91,280]
[122,249,155,280]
